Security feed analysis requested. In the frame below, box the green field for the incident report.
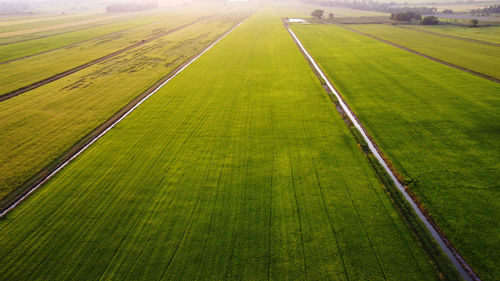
[0,12,102,27]
[0,5,228,62]
[0,12,175,62]
[405,24,500,44]
[0,12,135,45]
[347,24,500,80]
[0,12,114,34]
[292,23,500,280]
[0,9,455,280]
[0,10,248,202]
[0,11,219,95]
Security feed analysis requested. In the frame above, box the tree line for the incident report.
[303,0,437,15]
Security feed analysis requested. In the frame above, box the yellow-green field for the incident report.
[0,2,497,280]
[0,8,457,280]
[347,24,500,80]
[292,23,500,280]
[0,7,250,202]
[405,24,500,44]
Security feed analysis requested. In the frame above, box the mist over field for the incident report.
[0,0,191,14]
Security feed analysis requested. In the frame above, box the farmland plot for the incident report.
[0,9,225,95]
[0,9,453,281]
[0,4,231,62]
[0,12,136,45]
[0,12,124,37]
[401,25,500,45]
[0,11,250,202]
[0,12,97,27]
[347,24,500,80]
[292,23,500,280]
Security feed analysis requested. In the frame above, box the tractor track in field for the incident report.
[393,25,500,47]
[0,15,215,103]
[339,24,500,84]
[0,16,194,66]
[0,15,250,218]
[285,23,481,281]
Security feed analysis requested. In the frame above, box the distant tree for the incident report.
[406,11,416,19]
[414,14,422,20]
[471,19,478,27]
[328,13,334,19]
[442,9,453,14]
[421,15,439,25]
[471,4,500,15]
[311,9,324,19]
[391,11,420,21]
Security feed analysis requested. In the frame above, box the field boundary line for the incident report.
[393,24,500,47]
[339,24,500,84]
[0,15,250,218]
[0,15,216,102]
[285,24,480,281]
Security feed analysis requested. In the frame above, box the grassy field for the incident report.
[0,11,181,62]
[0,9,224,95]
[0,13,136,45]
[0,12,104,27]
[405,24,500,44]
[347,24,500,80]
[0,10,249,203]
[0,12,119,35]
[0,8,456,280]
[292,23,500,280]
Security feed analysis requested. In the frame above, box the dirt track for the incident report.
[339,24,500,84]
[0,16,213,102]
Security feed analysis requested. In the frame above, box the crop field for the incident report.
[0,8,458,280]
[0,1,498,280]
[0,8,250,202]
[0,14,199,94]
[0,7,238,96]
[291,23,500,280]
[346,24,500,80]
[0,12,136,45]
[0,10,193,62]
[404,24,500,44]
[0,12,125,37]
[0,11,104,27]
